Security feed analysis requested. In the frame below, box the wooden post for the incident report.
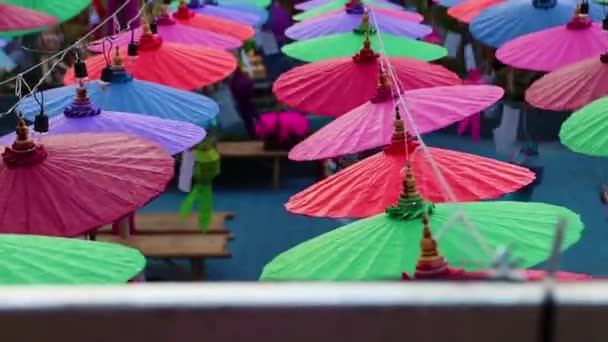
[119,217,130,239]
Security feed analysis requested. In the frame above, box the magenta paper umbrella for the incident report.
[497,18,608,72]
[273,44,461,117]
[289,76,504,161]
[285,7,430,41]
[88,12,241,52]
[296,0,394,11]
[0,119,173,237]
[526,54,608,111]
[0,88,205,156]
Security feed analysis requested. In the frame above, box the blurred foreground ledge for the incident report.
[0,282,604,342]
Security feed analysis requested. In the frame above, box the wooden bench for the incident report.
[98,212,235,237]
[217,141,288,190]
[96,234,231,280]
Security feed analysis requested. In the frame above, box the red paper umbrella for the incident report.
[64,26,237,91]
[0,118,173,237]
[286,118,534,218]
[526,54,608,111]
[289,72,503,160]
[273,42,461,117]
[447,0,506,24]
[0,3,58,32]
[172,1,255,41]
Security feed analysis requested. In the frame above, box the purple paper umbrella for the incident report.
[185,0,262,26]
[285,6,431,40]
[88,10,241,53]
[1,87,205,156]
[296,0,393,11]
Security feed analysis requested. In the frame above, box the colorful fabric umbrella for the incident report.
[296,0,393,11]
[286,123,535,218]
[289,79,504,159]
[221,0,271,8]
[171,0,264,26]
[286,9,430,40]
[0,234,146,284]
[447,0,506,23]
[293,0,403,21]
[313,5,424,21]
[64,27,237,91]
[559,97,608,157]
[262,167,581,280]
[0,3,58,36]
[0,0,90,36]
[496,19,608,72]
[0,87,205,155]
[88,12,242,52]
[469,0,605,48]
[172,1,256,41]
[0,119,173,237]
[525,54,608,111]
[17,64,218,126]
[282,30,447,62]
[171,0,269,23]
[273,44,461,117]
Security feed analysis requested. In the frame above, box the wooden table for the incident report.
[217,141,288,190]
[98,212,234,237]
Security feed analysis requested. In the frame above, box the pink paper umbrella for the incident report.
[289,74,504,161]
[497,17,608,72]
[0,4,58,33]
[88,11,241,52]
[526,54,608,111]
[0,118,173,237]
[273,43,461,117]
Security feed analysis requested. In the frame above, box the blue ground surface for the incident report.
[144,133,608,281]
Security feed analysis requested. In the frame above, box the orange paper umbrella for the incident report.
[526,54,608,111]
[172,1,255,41]
[0,3,58,33]
[447,0,506,24]
[64,25,237,91]
[0,118,173,237]
[286,116,534,218]
[273,42,461,117]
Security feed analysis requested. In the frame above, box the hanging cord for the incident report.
[368,7,494,258]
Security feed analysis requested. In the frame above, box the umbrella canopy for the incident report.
[294,0,403,21]
[525,54,608,111]
[0,87,205,155]
[470,0,605,48]
[88,11,242,52]
[171,0,269,24]
[0,0,90,37]
[172,0,264,26]
[296,0,393,11]
[262,167,581,280]
[221,0,271,7]
[315,5,424,21]
[282,30,447,63]
[64,27,237,91]
[497,20,608,72]
[0,3,58,36]
[289,79,504,159]
[0,120,173,237]
[447,0,506,24]
[17,68,218,126]
[172,2,256,41]
[0,234,146,284]
[287,125,534,218]
[286,9,430,41]
[559,96,608,157]
[273,44,461,117]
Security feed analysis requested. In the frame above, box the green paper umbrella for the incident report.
[261,166,583,281]
[171,0,271,8]
[294,0,398,21]
[282,31,447,62]
[559,97,608,157]
[0,234,146,284]
[0,0,91,37]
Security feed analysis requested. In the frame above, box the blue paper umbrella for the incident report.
[171,0,269,25]
[470,0,605,48]
[438,0,465,8]
[17,79,219,127]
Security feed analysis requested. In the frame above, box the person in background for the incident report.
[37,28,71,89]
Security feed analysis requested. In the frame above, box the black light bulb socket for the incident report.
[101,66,114,83]
[579,2,589,14]
[34,112,49,133]
[162,0,171,4]
[150,21,158,34]
[603,16,608,30]
[74,60,88,79]
[128,42,139,57]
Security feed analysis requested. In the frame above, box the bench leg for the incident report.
[189,258,205,281]
[272,157,280,190]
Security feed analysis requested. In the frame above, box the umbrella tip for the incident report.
[370,69,395,103]
[138,23,163,50]
[345,0,365,14]
[413,215,450,277]
[385,161,434,219]
[13,116,33,148]
[353,12,376,35]
[63,87,101,118]
[383,109,419,155]
[2,115,48,167]
[566,3,591,29]
[352,29,379,63]
[174,0,196,19]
